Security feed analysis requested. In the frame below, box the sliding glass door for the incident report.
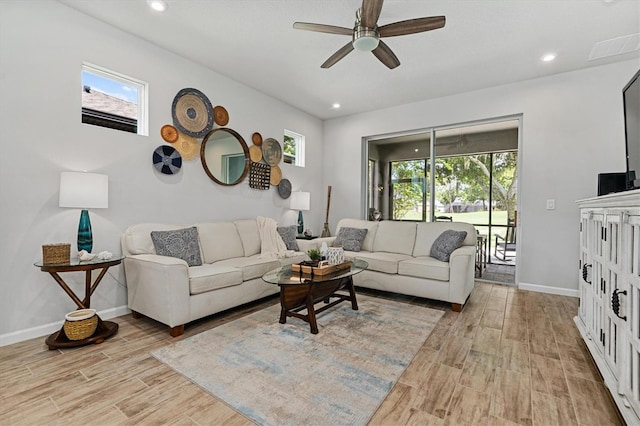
[366,117,520,275]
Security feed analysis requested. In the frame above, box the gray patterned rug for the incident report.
[151,295,443,426]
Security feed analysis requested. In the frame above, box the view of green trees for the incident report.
[283,134,295,164]
[391,152,518,223]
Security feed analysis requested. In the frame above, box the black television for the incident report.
[623,69,640,190]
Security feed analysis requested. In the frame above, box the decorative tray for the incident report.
[292,260,351,276]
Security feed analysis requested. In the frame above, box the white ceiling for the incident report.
[59,0,640,120]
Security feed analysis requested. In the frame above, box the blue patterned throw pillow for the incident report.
[334,227,368,252]
[150,227,203,266]
[430,230,467,262]
[277,225,299,251]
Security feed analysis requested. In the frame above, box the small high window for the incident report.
[81,63,148,135]
[283,130,305,167]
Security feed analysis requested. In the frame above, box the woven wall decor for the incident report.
[249,162,270,190]
[171,88,214,138]
[213,105,229,126]
[153,145,182,175]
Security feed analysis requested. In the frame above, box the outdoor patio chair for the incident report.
[494,224,516,260]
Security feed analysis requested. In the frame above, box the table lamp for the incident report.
[290,191,310,234]
[59,172,109,253]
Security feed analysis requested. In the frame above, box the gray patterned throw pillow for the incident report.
[430,230,467,262]
[150,227,203,266]
[277,225,299,251]
[334,227,368,252]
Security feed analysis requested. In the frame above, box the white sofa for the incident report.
[309,219,477,311]
[121,220,308,336]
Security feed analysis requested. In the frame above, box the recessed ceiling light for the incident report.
[147,0,168,12]
[541,53,556,62]
[332,103,341,109]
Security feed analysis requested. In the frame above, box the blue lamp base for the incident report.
[77,209,93,253]
[297,210,304,234]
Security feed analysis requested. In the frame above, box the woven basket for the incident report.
[63,309,97,340]
[42,243,70,265]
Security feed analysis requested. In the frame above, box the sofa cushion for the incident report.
[413,222,476,257]
[198,222,245,263]
[351,251,413,274]
[215,255,281,281]
[277,225,299,251]
[398,257,450,282]
[188,264,243,295]
[150,227,203,267]
[277,252,308,266]
[333,227,368,252]
[335,219,378,252]
[372,221,417,255]
[234,220,261,257]
[430,230,468,262]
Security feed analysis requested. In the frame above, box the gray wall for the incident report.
[323,59,639,295]
[0,1,324,343]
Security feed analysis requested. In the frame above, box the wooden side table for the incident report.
[34,256,123,350]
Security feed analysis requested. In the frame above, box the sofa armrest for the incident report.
[123,254,191,328]
[448,245,476,305]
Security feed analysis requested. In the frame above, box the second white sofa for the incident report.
[309,218,477,311]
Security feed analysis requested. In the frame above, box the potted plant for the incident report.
[302,248,321,266]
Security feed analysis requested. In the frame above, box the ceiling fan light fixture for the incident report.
[353,26,380,52]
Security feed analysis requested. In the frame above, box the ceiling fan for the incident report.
[293,0,445,69]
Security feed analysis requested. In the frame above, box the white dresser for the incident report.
[575,189,640,424]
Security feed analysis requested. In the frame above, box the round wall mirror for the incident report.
[200,128,250,186]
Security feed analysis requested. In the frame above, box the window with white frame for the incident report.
[283,130,305,167]
[81,63,148,135]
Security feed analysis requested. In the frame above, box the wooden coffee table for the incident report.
[262,259,368,334]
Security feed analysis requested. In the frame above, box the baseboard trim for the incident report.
[0,305,131,348]
[518,282,579,298]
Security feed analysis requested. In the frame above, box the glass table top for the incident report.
[34,255,124,269]
[262,259,368,285]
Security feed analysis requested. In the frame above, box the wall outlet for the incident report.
[546,199,556,210]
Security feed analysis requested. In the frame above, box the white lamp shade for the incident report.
[59,172,109,209]
[290,191,310,211]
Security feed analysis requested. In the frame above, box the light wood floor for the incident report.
[0,282,623,425]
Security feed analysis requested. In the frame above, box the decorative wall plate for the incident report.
[252,132,263,146]
[213,105,229,126]
[160,124,179,143]
[249,145,263,163]
[175,132,200,160]
[153,145,182,175]
[270,165,282,185]
[171,88,214,138]
[261,138,282,166]
[277,179,292,199]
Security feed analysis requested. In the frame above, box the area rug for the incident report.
[151,295,444,425]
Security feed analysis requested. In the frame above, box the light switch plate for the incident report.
[546,199,555,210]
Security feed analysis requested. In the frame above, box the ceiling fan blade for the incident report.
[360,0,384,28]
[372,40,400,69]
[321,42,355,68]
[379,16,446,37]
[293,22,353,36]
